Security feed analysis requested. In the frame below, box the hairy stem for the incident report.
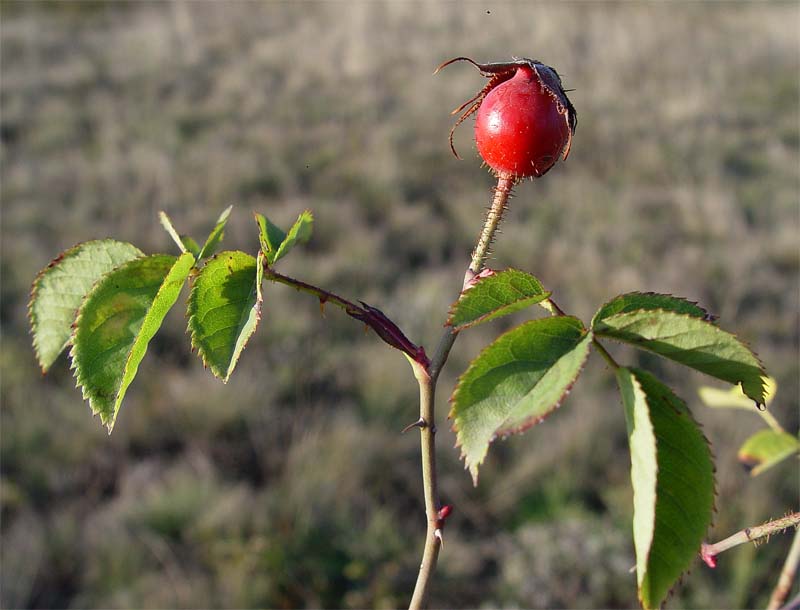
[409,174,514,609]
[470,175,515,274]
[768,526,800,610]
[700,512,800,568]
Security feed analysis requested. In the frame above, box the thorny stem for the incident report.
[263,267,362,315]
[409,174,515,610]
[263,266,428,366]
[768,527,800,610]
[700,512,800,568]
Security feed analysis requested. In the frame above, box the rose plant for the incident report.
[29,56,775,609]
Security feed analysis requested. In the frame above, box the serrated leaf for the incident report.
[255,212,286,256]
[158,211,201,257]
[616,367,714,610]
[592,292,711,328]
[197,205,233,260]
[738,429,799,476]
[450,316,592,484]
[447,269,550,331]
[698,376,778,410]
[255,210,313,265]
[187,251,262,381]
[72,252,195,431]
[594,310,766,405]
[29,240,144,372]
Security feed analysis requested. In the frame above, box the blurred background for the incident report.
[1,2,798,608]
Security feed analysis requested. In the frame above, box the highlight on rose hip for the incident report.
[28,56,796,610]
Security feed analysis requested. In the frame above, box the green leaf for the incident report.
[181,236,201,259]
[450,316,592,484]
[698,376,778,410]
[255,212,286,256]
[29,240,143,372]
[159,211,187,254]
[159,211,202,258]
[592,292,710,328]
[255,210,313,265]
[738,429,799,476]
[273,210,313,263]
[616,367,714,610]
[197,205,233,260]
[187,251,262,382]
[446,268,550,331]
[72,252,195,431]
[594,310,766,405]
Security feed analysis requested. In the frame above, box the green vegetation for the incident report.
[2,2,798,608]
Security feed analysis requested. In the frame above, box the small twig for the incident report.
[700,512,800,569]
[263,267,362,315]
[263,266,427,366]
[768,527,800,610]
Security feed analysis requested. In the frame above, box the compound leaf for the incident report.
[187,251,262,382]
[29,240,143,372]
[738,429,799,476]
[197,205,233,260]
[451,316,592,484]
[72,252,195,431]
[594,309,766,405]
[447,268,550,331]
[616,367,714,610]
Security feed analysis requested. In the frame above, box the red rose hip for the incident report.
[437,57,576,179]
[475,66,571,178]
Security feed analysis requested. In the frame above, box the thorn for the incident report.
[434,528,444,548]
[402,418,427,434]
